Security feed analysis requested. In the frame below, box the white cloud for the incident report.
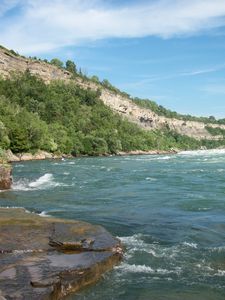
[180,64,225,76]
[1,0,225,53]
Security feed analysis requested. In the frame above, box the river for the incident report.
[1,150,225,299]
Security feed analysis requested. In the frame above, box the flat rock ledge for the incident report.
[0,208,123,300]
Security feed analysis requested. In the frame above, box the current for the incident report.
[1,149,225,299]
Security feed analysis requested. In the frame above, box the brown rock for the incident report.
[0,164,12,190]
[0,208,123,299]
[5,150,20,162]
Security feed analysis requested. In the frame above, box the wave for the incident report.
[145,177,157,181]
[179,149,225,156]
[38,210,51,217]
[156,156,172,160]
[182,242,198,248]
[115,263,181,275]
[119,234,179,259]
[119,234,200,261]
[13,173,64,191]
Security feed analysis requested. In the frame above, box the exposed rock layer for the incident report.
[0,164,12,190]
[0,47,224,140]
[0,208,123,300]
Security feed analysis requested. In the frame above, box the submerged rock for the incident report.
[0,164,12,190]
[0,208,123,299]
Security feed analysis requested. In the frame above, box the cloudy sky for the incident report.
[1,0,225,117]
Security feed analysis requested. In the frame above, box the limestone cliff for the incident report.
[0,46,224,141]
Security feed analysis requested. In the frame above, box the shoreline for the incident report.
[6,149,178,163]
[5,146,225,164]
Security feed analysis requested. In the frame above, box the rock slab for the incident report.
[0,208,123,299]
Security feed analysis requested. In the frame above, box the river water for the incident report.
[1,150,225,299]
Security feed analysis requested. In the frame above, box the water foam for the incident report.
[179,149,225,156]
[156,156,172,160]
[119,234,179,259]
[38,211,51,217]
[116,263,181,275]
[145,177,157,181]
[183,242,198,249]
[13,173,62,191]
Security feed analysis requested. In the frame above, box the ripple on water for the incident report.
[6,152,225,299]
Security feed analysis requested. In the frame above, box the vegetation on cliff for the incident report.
[132,98,225,125]
[1,71,219,156]
[0,44,225,155]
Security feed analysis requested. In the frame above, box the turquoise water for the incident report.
[1,150,225,299]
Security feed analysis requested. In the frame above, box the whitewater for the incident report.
[1,150,225,299]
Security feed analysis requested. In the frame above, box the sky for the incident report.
[1,0,225,118]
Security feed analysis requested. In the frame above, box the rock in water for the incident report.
[0,208,123,299]
[0,164,12,190]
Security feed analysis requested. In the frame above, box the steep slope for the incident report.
[0,46,224,141]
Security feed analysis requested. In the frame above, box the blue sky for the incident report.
[1,0,225,118]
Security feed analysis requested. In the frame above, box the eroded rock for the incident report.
[0,164,12,190]
[0,208,123,299]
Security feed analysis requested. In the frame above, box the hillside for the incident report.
[1,46,225,141]
[0,45,225,156]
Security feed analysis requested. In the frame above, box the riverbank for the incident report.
[0,208,123,300]
[5,149,178,163]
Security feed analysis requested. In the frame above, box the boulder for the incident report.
[5,150,20,162]
[0,164,12,190]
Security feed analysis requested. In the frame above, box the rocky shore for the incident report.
[0,208,123,299]
[116,149,178,156]
[5,150,68,163]
[4,149,178,163]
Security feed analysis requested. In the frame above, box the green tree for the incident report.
[0,121,10,149]
[66,60,77,74]
[82,136,108,155]
[91,75,100,83]
[50,58,64,68]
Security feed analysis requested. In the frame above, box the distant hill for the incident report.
[0,45,225,155]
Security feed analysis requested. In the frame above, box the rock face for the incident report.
[0,164,12,190]
[0,47,225,140]
[5,150,65,162]
[0,48,71,83]
[0,208,123,300]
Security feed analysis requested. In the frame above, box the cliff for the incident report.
[0,46,224,141]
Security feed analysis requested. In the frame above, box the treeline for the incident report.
[132,98,225,125]
[1,71,219,156]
